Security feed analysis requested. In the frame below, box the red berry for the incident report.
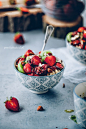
[72,40,80,46]
[31,56,41,65]
[78,27,86,33]
[23,63,31,74]
[24,49,34,57]
[4,97,19,112]
[44,56,56,66]
[14,33,25,44]
[56,62,63,69]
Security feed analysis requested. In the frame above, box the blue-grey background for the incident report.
[0,9,86,129]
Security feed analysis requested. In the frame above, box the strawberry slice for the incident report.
[4,97,19,112]
[14,32,25,44]
[24,49,34,57]
[77,27,86,33]
[31,56,41,65]
[56,62,64,69]
[72,40,80,46]
[23,63,31,74]
[44,56,56,66]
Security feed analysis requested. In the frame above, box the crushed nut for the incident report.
[63,83,65,88]
[37,106,43,111]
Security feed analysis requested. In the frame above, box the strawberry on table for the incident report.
[44,56,56,66]
[14,32,25,44]
[4,97,19,112]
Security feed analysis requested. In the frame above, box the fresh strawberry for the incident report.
[24,49,34,57]
[31,56,41,65]
[83,32,86,39]
[14,33,25,44]
[56,62,63,69]
[4,97,19,112]
[18,7,29,14]
[23,63,31,74]
[77,27,86,33]
[72,40,80,46]
[44,56,56,66]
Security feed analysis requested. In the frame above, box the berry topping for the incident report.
[44,56,56,66]
[78,27,86,33]
[56,62,64,69]
[23,63,31,74]
[24,49,34,57]
[72,40,80,46]
[31,56,41,66]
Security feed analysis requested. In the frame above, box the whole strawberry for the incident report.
[4,97,19,112]
[14,32,25,44]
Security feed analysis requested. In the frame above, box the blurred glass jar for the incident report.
[41,0,85,21]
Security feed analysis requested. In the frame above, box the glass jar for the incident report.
[41,0,85,21]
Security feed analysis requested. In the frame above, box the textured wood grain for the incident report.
[42,15,83,39]
[0,8,43,32]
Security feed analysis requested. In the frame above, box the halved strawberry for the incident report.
[56,62,63,69]
[24,49,34,57]
[23,63,31,74]
[14,32,25,44]
[44,56,56,66]
[77,27,86,33]
[4,97,19,112]
[31,56,41,65]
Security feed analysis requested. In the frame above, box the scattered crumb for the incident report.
[37,106,43,111]
[63,83,65,88]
